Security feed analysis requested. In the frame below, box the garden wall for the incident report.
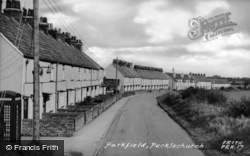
[22,90,167,137]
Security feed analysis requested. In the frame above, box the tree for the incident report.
[243,80,250,89]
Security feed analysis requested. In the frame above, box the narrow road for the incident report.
[97,93,204,156]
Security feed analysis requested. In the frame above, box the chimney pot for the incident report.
[6,0,11,8]
[14,0,21,10]
[49,23,53,29]
[22,7,27,16]
[28,9,33,16]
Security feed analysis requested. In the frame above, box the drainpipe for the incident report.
[90,69,93,97]
[55,63,58,112]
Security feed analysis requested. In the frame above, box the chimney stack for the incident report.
[65,32,71,45]
[56,29,65,42]
[75,39,83,51]
[188,72,192,79]
[181,73,184,78]
[4,0,22,20]
[21,8,34,26]
[49,23,53,29]
[39,17,49,35]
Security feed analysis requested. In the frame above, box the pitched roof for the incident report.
[0,14,101,70]
[193,75,210,82]
[207,78,230,84]
[165,73,183,80]
[134,65,168,80]
[116,65,141,78]
[165,73,196,82]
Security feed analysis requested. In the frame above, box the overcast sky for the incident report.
[3,0,250,77]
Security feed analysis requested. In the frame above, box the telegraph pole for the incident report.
[115,57,118,100]
[33,0,40,141]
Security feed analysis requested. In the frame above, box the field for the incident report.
[222,91,250,101]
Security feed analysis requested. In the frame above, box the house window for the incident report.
[23,98,28,119]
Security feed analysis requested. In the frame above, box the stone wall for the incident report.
[22,119,75,137]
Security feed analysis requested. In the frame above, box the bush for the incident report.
[207,90,227,104]
[77,96,94,105]
[93,94,110,103]
[181,87,227,105]
[162,92,183,106]
[220,87,225,90]
[226,86,234,91]
[181,87,199,99]
[237,86,243,90]
[226,96,250,118]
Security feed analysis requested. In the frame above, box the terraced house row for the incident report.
[0,3,106,119]
[106,59,169,92]
[166,72,231,90]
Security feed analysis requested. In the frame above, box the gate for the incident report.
[0,91,21,141]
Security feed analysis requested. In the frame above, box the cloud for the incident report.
[195,0,230,16]
[183,33,250,77]
[134,0,231,44]
[134,0,192,43]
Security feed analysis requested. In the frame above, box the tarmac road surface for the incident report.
[96,93,205,156]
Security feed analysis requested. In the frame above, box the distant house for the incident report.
[166,73,195,90]
[208,78,231,89]
[133,65,169,90]
[106,59,169,92]
[192,74,211,90]
[0,2,105,119]
[105,59,141,93]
